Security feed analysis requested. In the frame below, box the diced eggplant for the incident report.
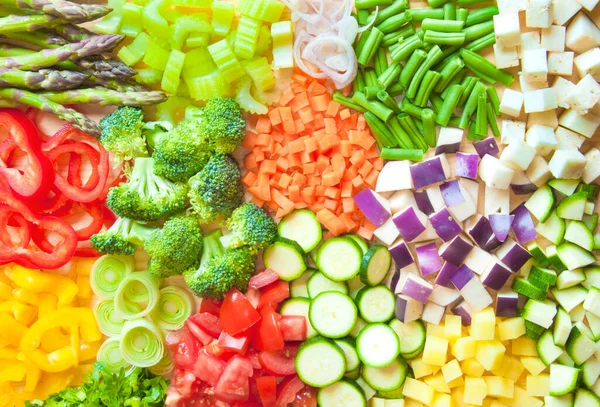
[429,284,462,306]
[435,261,460,288]
[395,294,424,323]
[410,154,451,189]
[455,152,480,179]
[425,185,446,212]
[422,302,446,325]
[511,203,538,245]
[510,171,538,195]
[485,185,510,215]
[479,154,515,190]
[480,260,513,290]
[459,178,480,209]
[440,180,477,221]
[495,288,519,317]
[465,215,495,248]
[474,137,500,158]
[450,265,493,312]
[463,245,494,275]
[393,206,427,242]
[414,190,435,215]
[489,214,515,242]
[439,235,473,266]
[415,242,442,276]
[452,300,474,325]
[389,239,415,269]
[373,218,401,245]
[354,189,391,227]
[400,274,434,304]
[435,127,464,155]
[495,237,532,272]
[430,207,462,242]
[388,190,417,214]
[376,161,414,193]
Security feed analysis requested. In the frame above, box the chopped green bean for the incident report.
[355,0,393,9]
[401,98,424,118]
[371,0,410,25]
[465,6,499,26]
[422,18,465,32]
[448,116,461,127]
[357,10,370,26]
[456,8,469,22]
[380,148,423,161]
[464,32,496,52]
[430,94,444,113]
[374,48,389,76]
[409,8,445,22]
[364,69,378,88]
[354,69,366,93]
[441,70,466,98]
[487,102,500,137]
[436,84,463,126]
[353,91,394,121]
[354,33,369,59]
[388,82,405,96]
[387,116,414,149]
[486,86,500,116]
[457,76,479,107]
[376,11,413,34]
[435,55,465,93]
[377,90,401,113]
[458,0,491,5]
[459,81,487,129]
[444,3,456,20]
[365,86,382,99]
[463,20,494,41]
[475,93,488,137]
[333,91,366,112]
[467,122,479,141]
[406,45,443,100]
[421,108,436,147]
[358,28,384,65]
[390,34,424,62]
[414,70,442,107]
[364,112,396,149]
[382,25,416,46]
[414,118,424,133]
[468,64,498,84]
[427,0,451,7]
[377,62,402,89]
[398,113,428,151]
[424,31,466,45]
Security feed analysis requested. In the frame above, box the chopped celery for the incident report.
[163,10,186,23]
[122,32,151,66]
[170,15,212,50]
[142,0,169,45]
[236,77,268,114]
[161,49,186,94]
[211,1,235,36]
[255,25,272,57]
[95,0,125,34]
[186,32,210,48]
[271,21,293,69]
[237,0,285,23]
[187,70,229,101]
[183,47,215,77]
[116,47,137,67]
[234,16,261,59]
[120,3,143,37]
[135,68,163,85]
[144,42,170,71]
[208,39,245,82]
[242,57,275,92]
[156,96,189,123]
[170,0,212,7]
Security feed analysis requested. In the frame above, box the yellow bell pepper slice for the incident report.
[0,360,26,381]
[0,313,27,347]
[74,258,96,276]
[6,266,78,304]
[0,301,37,326]
[0,281,12,301]
[11,289,40,306]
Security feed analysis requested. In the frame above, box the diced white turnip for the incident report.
[373,218,401,245]
[435,127,463,155]
[548,52,574,76]
[465,215,495,248]
[520,31,542,53]
[525,0,553,28]
[414,190,435,215]
[558,109,600,138]
[395,294,424,323]
[526,156,552,187]
[496,288,519,317]
[553,76,576,109]
[455,153,479,179]
[497,0,526,14]
[410,154,451,189]
[429,208,462,242]
[494,44,520,69]
[499,89,524,117]
[389,239,415,269]
[501,120,526,145]
[583,148,600,184]
[526,125,557,156]
[494,13,522,47]
[439,235,473,266]
[542,26,566,52]
[354,189,391,227]
[566,12,600,54]
[575,48,600,81]
[485,185,510,215]
[400,274,434,304]
[489,214,515,243]
[415,242,442,276]
[464,245,494,275]
[376,161,413,193]
[481,260,513,290]
[548,149,587,179]
[393,206,427,242]
[528,110,558,130]
[522,48,548,83]
[566,74,600,115]
[440,180,477,222]
[510,171,537,195]
[451,265,493,313]
[555,126,586,150]
[425,185,446,212]
[500,139,536,171]
[552,0,582,26]
[452,300,474,325]
[435,261,459,288]
[479,154,515,190]
[524,88,558,113]
[511,204,537,245]
[495,237,532,272]
[458,178,479,209]
[422,302,446,325]
[429,284,462,307]
[388,190,417,214]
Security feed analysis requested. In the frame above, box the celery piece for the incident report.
[142,0,169,45]
[123,32,151,66]
[163,10,186,23]
[183,47,215,77]
[186,32,210,48]
[187,70,230,101]
[208,39,245,82]
[242,57,275,92]
[234,16,261,60]
[171,0,212,7]
[156,96,189,123]
[237,0,285,23]
[255,25,272,57]
[95,0,125,34]
[120,3,143,37]
[144,42,170,71]
[170,15,212,50]
[161,49,186,94]
[271,21,293,69]
[135,68,163,85]
[211,1,235,36]
[236,77,268,114]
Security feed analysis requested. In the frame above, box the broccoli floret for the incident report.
[90,217,156,256]
[220,202,277,254]
[183,230,256,299]
[198,97,246,154]
[142,120,173,150]
[99,107,148,162]
[188,154,244,224]
[145,214,204,278]
[107,157,188,222]
[152,119,212,182]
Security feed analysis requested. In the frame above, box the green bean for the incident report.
[459,81,487,129]
[370,0,409,25]
[406,45,443,100]
[376,11,413,34]
[456,8,469,22]
[390,34,424,62]
[353,91,394,121]
[486,86,500,116]
[365,86,382,99]
[414,70,442,107]
[388,82,405,96]
[430,94,444,113]
[364,112,396,149]
[458,0,491,5]
[465,6,499,26]
[358,28,384,65]
[422,18,465,32]
[354,69,366,93]
[435,55,465,93]
[467,122,480,141]
[424,31,466,45]
[380,148,423,161]
[421,108,436,148]
[436,84,463,126]
[377,90,401,113]
[387,116,413,148]
[427,0,451,7]
[475,93,488,137]
[398,113,428,151]
[364,69,378,88]
[444,3,456,20]
[464,32,496,52]
[333,91,366,112]
[463,20,495,41]
[468,64,498,84]
[382,25,416,46]
[448,116,461,127]
[457,76,479,107]
[357,10,370,26]
[414,118,424,133]
[401,98,424,119]
[355,0,393,9]
[374,48,389,77]
[377,62,402,89]
[441,70,466,99]
[354,33,370,60]
[487,102,501,137]
[409,8,445,22]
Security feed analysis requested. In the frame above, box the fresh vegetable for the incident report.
[98,106,148,164]
[90,217,155,256]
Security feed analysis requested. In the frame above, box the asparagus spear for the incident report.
[0,34,123,70]
[53,23,95,43]
[0,30,68,48]
[86,76,148,92]
[0,14,59,33]
[0,0,111,23]
[77,57,135,78]
[38,87,167,106]
[0,68,88,90]
[0,87,100,135]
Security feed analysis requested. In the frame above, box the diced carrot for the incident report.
[253,148,265,162]
[322,171,342,187]
[307,80,327,95]
[244,153,258,170]
[308,176,320,186]
[339,108,351,120]
[357,226,374,240]
[340,140,352,157]
[278,173,291,189]
[288,185,301,202]
[268,108,282,126]
[346,113,358,129]
[266,199,279,212]
[256,133,270,147]
[326,216,346,236]
[287,153,302,168]
[271,131,284,143]
[279,107,296,135]
[342,165,359,182]
[358,161,374,178]
[330,153,345,173]
[311,202,325,213]
[351,175,364,188]
[248,185,271,202]
[304,137,318,154]
[324,187,341,200]
[364,144,379,159]
[315,155,330,173]
[302,162,316,175]
[317,134,340,153]
[250,196,265,208]
[272,189,295,213]
[373,157,384,171]
[291,172,307,186]
[287,139,305,154]
[260,160,277,175]
[341,182,353,198]
[300,150,314,164]
[357,114,366,131]
[294,119,306,134]
[315,185,326,197]
[364,169,379,189]
[316,208,335,223]
[289,92,309,112]
[242,171,257,187]
[256,172,269,186]
[276,156,289,172]
[278,145,289,157]
[358,135,376,151]
[298,107,314,124]
[313,113,325,129]
[264,137,276,155]
[301,186,315,204]
[324,198,338,212]
[292,73,309,86]
[243,132,258,149]
[309,94,331,112]
[342,197,356,213]
[324,118,337,135]
[294,202,308,209]
[256,116,272,134]
[290,83,305,94]
[269,177,279,189]
[325,101,341,118]
[339,212,358,232]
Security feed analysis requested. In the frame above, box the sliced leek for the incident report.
[90,255,135,300]
[114,272,160,320]
[93,300,125,337]
[152,286,195,331]
[97,338,133,373]
[120,318,165,368]
[149,352,174,377]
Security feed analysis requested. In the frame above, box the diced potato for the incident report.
[503,355,525,381]
[520,356,547,376]
[526,373,549,397]
[403,378,434,405]
[548,52,574,76]
[485,376,515,398]
[461,358,486,377]
[498,317,526,341]
[499,89,524,117]
[442,359,462,383]
[475,340,506,371]
[490,354,512,377]
[444,315,463,342]
[404,399,424,407]
[464,377,488,406]
[494,13,521,47]
[511,337,538,356]
[425,373,451,394]
[423,336,449,367]
[541,26,566,52]
[370,397,386,407]
[432,393,453,407]
[427,323,447,338]
[471,308,496,340]
[412,357,441,379]
[499,386,544,407]
[452,337,476,361]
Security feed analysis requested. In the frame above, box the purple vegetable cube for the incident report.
[474,137,499,158]
[430,208,462,242]
[435,261,459,288]
[410,155,450,189]
[435,127,463,155]
[511,204,537,245]
[452,301,473,326]
[495,289,519,317]
[465,215,495,248]
[400,274,434,304]
[354,189,391,227]
[481,261,512,290]
[489,214,515,243]
[439,235,473,266]
[414,190,435,215]
[496,238,531,272]
[416,242,442,276]
[389,240,414,269]
[455,152,479,179]
[440,180,466,207]
[393,207,427,242]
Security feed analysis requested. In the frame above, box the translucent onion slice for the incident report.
[114,272,160,320]
[149,352,174,377]
[93,300,125,337]
[90,255,135,300]
[301,35,357,89]
[120,318,165,368]
[97,338,133,373]
[152,286,194,331]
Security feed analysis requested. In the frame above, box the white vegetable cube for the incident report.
[577,0,600,11]
[373,218,401,245]
[479,154,516,190]
[526,155,552,187]
[548,149,587,179]
[552,0,582,26]
[559,108,600,138]
[520,31,542,51]
[464,246,494,275]
[389,190,416,214]
[583,148,600,184]
[527,110,558,129]
[494,45,520,69]
[376,161,413,192]
[524,88,558,113]
[422,336,449,366]
[494,13,521,47]
[542,26,566,52]
[464,377,488,405]
[271,22,294,69]
[471,307,496,340]
[422,302,445,325]
[519,72,547,92]
[499,89,524,117]
[522,49,548,83]
[565,74,600,115]
[548,52,574,76]
[485,185,510,215]
[501,120,526,145]
[555,126,586,150]
[566,12,600,54]
[526,0,553,28]
[552,76,576,109]
[500,139,536,170]
[575,48,600,81]
[498,0,526,14]
[584,287,600,318]
[526,125,557,156]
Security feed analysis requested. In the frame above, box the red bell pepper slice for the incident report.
[42,123,78,152]
[67,149,100,189]
[0,109,54,199]
[0,211,30,249]
[73,239,102,258]
[66,201,105,241]
[34,186,70,216]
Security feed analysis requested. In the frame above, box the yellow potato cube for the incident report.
[423,336,449,366]
[498,318,526,341]
[412,357,441,378]
[425,373,451,393]
[403,378,435,405]
[526,373,549,397]
[520,357,547,376]
[448,375,464,388]
[511,337,538,356]
[432,393,453,407]
[442,359,462,383]
[498,386,543,407]
[370,397,386,407]
[403,400,424,407]
[427,323,446,338]
[384,401,406,407]
[452,337,476,361]
[503,356,525,382]
[475,340,506,371]
[445,315,463,342]
[450,386,466,407]
[490,354,511,377]
[471,308,496,340]
[490,402,510,407]
[464,377,488,405]
[484,376,515,398]
[461,358,486,377]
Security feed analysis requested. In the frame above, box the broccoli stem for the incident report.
[201,229,224,264]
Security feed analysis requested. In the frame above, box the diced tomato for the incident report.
[292,386,317,407]
[200,298,222,316]
[245,289,261,309]
[246,350,262,370]
[248,269,280,290]
[218,331,250,355]
[258,346,298,376]
[254,305,284,351]
[165,328,199,371]
[204,340,227,358]
[189,312,222,338]
[186,319,214,346]
[193,350,227,386]
[258,281,290,309]
[279,316,307,342]
[256,376,277,407]
[171,369,198,399]
[275,376,305,407]
[165,386,183,407]
[220,289,261,336]
[214,355,254,403]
